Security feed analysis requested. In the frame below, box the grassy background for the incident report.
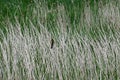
[0,0,120,80]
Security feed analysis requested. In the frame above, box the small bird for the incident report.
[50,38,54,49]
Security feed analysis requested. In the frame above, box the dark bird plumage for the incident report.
[50,38,54,49]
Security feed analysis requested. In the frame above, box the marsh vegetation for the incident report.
[0,0,120,80]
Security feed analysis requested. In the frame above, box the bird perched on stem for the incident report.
[50,38,54,49]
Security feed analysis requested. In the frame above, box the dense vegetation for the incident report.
[0,0,120,80]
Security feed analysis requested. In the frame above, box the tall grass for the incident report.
[0,0,120,80]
